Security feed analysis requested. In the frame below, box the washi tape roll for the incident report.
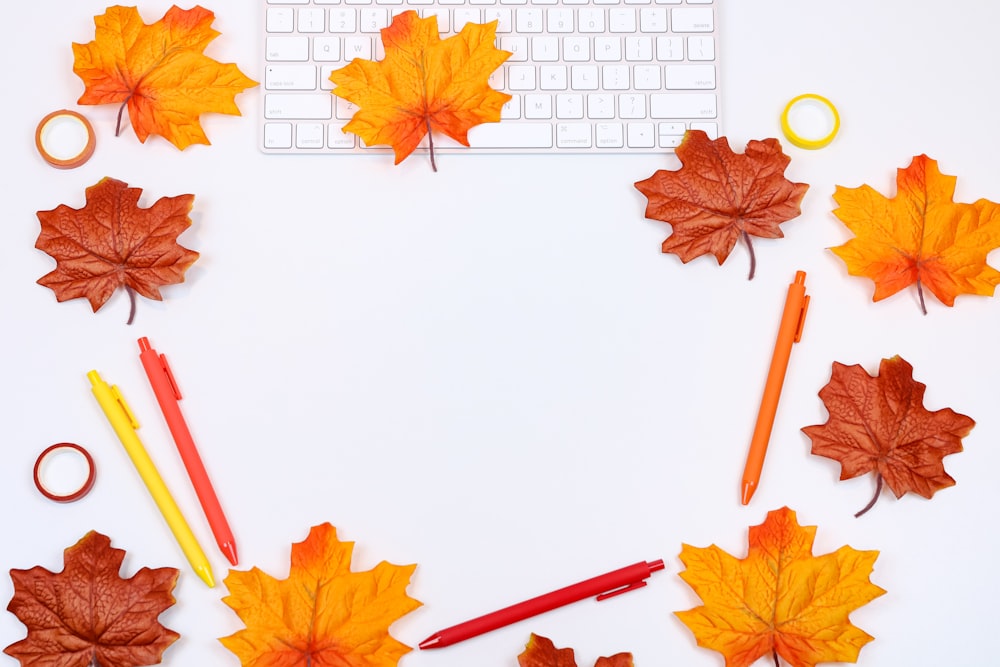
[780,94,840,149]
[33,442,96,502]
[35,109,96,169]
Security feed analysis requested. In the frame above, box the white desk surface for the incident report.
[3,1,998,665]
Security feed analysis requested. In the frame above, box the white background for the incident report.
[2,1,999,665]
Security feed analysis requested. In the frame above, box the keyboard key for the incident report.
[266,7,294,31]
[468,123,553,147]
[556,94,584,118]
[633,64,660,90]
[688,35,715,60]
[508,65,537,90]
[298,8,326,31]
[263,123,293,148]
[296,123,325,148]
[571,64,599,90]
[627,122,655,147]
[664,64,715,89]
[587,93,615,119]
[532,36,559,61]
[524,94,553,118]
[596,122,624,147]
[266,36,309,61]
[314,36,341,61]
[650,92,716,118]
[609,8,636,32]
[593,36,621,61]
[670,7,713,32]
[690,121,719,138]
[556,123,592,148]
[265,93,334,119]
[619,93,646,118]
[265,65,318,90]
[625,36,652,61]
[639,8,666,32]
[540,65,568,90]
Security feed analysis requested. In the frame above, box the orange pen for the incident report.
[741,270,810,505]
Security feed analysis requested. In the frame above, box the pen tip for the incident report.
[222,542,239,567]
[419,635,442,650]
[197,565,216,588]
[741,482,755,506]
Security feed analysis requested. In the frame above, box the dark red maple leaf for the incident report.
[4,531,179,667]
[35,177,199,324]
[802,356,975,516]
[634,130,808,279]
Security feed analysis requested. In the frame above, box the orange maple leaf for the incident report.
[634,130,808,279]
[518,633,634,667]
[329,11,511,170]
[72,5,257,149]
[220,523,421,667]
[676,507,885,667]
[830,154,1000,313]
[4,531,179,667]
[802,356,974,517]
[35,177,199,325]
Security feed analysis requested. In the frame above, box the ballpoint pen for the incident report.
[87,370,216,587]
[741,270,810,505]
[137,337,238,566]
[419,559,665,649]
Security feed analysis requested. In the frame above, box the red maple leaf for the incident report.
[4,531,179,667]
[35,177,199,324]
[802,356,975,516]
[634,130,808,279]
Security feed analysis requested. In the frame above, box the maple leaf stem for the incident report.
[741,229,757,280]
[916,277,928,315]
[126,286,137,325]
[855,472,884,518]
[426,117,437,172]
[772,648,779,667]
[115,99,130,138]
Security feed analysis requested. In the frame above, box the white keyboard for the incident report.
[261,0,721,154]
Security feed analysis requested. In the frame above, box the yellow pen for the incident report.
[87,370,215,587]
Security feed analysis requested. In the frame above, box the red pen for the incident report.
[137,337,238,566]
[419,559,665,649]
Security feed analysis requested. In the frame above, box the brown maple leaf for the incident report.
[4,531,179,667]
[35,177,199,325]
[329,11,511,171]
[802,356,974,517]
[518,634,634,667]
[73,5,257,149]
[830,154,1000,314]
[634,130,808,279]
[220,523,421,667]
[676,507,885,667]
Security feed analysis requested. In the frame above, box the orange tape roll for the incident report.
[35,109,96,169]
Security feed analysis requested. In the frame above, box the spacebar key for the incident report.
[468,122,553,148]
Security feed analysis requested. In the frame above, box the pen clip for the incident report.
[158,353,183,400]
[595,580,647,601]
[110,385,140,429]
[793,294,810,343]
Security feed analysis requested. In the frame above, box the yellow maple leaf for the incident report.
[329,10,511,170]
[220,523,421,667]
[72,5,257,150]
[830,154,1000,313]
[676,507,885,667]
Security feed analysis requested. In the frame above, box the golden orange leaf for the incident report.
[72,5,257,149]
[830,154,1000,313]
[328,10,511,170]
[676,507,885,667]
[518,634,634,667]
[220,523,421,667]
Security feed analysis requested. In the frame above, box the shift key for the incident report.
[265,93,333,120]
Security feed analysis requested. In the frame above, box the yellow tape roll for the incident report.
[780,94,840,150]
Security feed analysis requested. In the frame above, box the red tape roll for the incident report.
[33,442,96,502]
